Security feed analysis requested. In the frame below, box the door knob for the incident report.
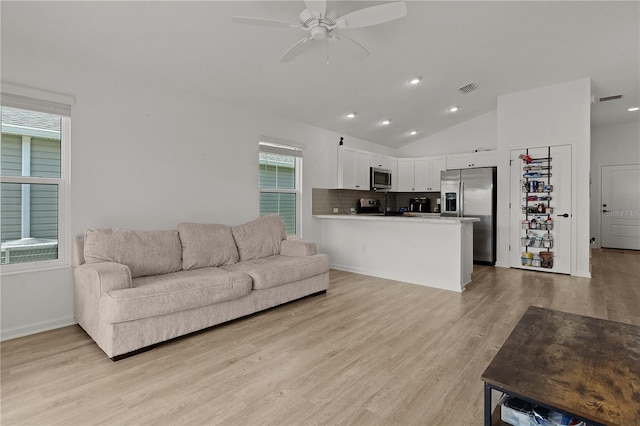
[557,213,570,218]
[603,210,610,213]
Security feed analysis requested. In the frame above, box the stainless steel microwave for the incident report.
[370,167,392,191]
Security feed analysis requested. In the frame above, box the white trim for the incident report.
[0,176,63,185]
[1,112,71,274]
[0,315,76,341]
[2,124,60,139]
[259,142,303,236]
[1,82,74,116]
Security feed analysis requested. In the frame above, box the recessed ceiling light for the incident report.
[379,119,391,126]
[345,112,357,119]
[408,130,418,136]
[408,76,422,85]
[448,106,459,113]
[628,107,640,112]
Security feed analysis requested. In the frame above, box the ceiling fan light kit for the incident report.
[232,0,407,63]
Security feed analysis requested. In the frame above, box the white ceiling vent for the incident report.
[599,94,623,102]
[458,83,478,94]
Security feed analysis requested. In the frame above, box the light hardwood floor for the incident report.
[1,249,639,425]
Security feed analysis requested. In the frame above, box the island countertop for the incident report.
[313,214,480,224]
[313,214,478,292]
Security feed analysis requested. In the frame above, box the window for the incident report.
[1,85,72,272]
[259,141,302,235]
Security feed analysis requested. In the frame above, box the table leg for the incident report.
[484,382,491,426]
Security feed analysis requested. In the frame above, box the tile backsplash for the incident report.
[312,188,441,215]
[312,188,392,215]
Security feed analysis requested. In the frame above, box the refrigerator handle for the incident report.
[459,181,464,217]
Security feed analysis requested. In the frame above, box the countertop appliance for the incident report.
[370,167,392,191]
[409,197,430,213]
[357,198,381,214]
[441,167,497,265]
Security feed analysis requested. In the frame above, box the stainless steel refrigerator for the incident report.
[441,167,497,265]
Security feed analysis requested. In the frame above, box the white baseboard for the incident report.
[1,316,76,341]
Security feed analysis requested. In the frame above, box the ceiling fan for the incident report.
[232,0,407,63]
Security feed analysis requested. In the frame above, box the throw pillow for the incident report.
[177,223,239,270]
[231,215,286,261]
[84,228,182,278]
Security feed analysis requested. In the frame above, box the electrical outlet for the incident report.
[333,207,339,214]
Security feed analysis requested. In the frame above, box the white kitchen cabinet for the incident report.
[446,151,497,170]
[397,156,445,192]
[414,158,430,191]
[338,146,370,190]
[397,159,416,191]
[429,156,447,191]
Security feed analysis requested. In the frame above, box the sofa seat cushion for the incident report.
[101,268,252,323]
[221,254,329,290]
[84,228,182,278]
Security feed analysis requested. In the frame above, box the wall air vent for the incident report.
[599,94,623,102]
[459,83,478,94]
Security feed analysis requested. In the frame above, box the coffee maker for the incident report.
[409,197,430,213]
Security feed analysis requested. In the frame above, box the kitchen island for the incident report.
[313,214,480,292]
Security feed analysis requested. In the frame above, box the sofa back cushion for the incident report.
[84,228,182,278]
[231,215,286,261]
[177,223,239,270]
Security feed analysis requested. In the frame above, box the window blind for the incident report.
[259,141,302,157]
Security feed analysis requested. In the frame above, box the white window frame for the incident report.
[259,139,303,236]
[1,83,73,275]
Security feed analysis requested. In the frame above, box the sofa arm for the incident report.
[281,239,318,257]
[74,262,133,295]
[74,262,132,342]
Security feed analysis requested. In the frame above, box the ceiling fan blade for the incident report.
[332,33,370,59]
[335,2,407,30]
[304,0,327,17]
[279,36,312,63]
[232,16,300,28]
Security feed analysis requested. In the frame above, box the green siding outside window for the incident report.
[259,144,301,236]
[1,107,63,264]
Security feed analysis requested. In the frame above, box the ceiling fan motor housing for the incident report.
[310,26,327,40]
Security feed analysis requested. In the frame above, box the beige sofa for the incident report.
[73,215,329,359]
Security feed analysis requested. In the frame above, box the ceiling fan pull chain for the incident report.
[326,40,330,64]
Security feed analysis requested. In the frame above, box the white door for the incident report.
[601,164,640,249]
[510,145,572,274]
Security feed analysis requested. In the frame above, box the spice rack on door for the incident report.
[520,147,555,269]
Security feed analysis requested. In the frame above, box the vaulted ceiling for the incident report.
[2,1,638,148]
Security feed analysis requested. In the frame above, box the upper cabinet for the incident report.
[446,151,497,170]
[338,146,370,190]
[415,156,446,191]
[337,146,494,192]
[429,156,447,191]
[397,159,416,192]
[397,156,446,192]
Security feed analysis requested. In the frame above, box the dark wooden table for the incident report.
[481,306,640,426]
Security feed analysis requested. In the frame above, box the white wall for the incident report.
[590,120,640,247]
[496,78,592,277]
[395,111,497,158]
[0,42,389,340]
